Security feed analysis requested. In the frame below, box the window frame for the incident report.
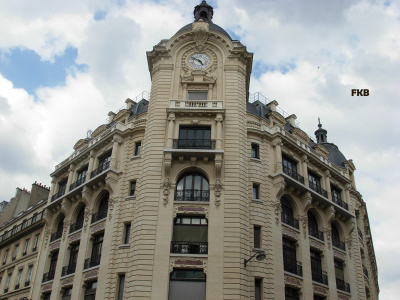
[124,223,131,245]
[252,184,260,200]
[134,142,141,156]
[251,143,260,159]
[254,226,261,249]
[129,181,136,197]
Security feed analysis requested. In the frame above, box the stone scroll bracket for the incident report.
[214,179,222,208]
[162,178,172,207]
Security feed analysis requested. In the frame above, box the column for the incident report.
[49,177,56,199]
[272,137,283,172]
[183,84,187,100]
[215,113,223,150]
[166,113,175,148]
[66,164,75,192]
[301,155,308,185]
[208,84,213,100]
[86,150,96,181]
[110,136,122,170]
[324,170,331,200]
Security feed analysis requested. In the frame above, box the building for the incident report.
[0,182,49,300]
[28,1,379,299]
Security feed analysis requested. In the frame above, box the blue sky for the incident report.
[0,0,399,298]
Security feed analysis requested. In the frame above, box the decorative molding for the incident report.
[274,201,281,225]
[345,237,353,259]
[192,19,209,48]
[282,225,300,241]
[44,229,52,248]
[108,196,117,221]
[163,178,171,207]
[68,232,81,244]
[333,249,346,260]
[284,275,302,289]
[309,238,324,252]
[50,241,61,252]
[62,220,70,241]
[313,285,328,297]
[173,205,208,219]
[83,208,92,233]
[42,283,53,292]
[338,293,350,300]
[214,154,223,178]
[91,221,105,235]
[84,269,99,281]
[214,179,222,208]
[61,276,74,287]
[324,227,332,250]
[170,258,207,274]
[299,215,308,239]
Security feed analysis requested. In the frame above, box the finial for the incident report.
[318,117,322,128]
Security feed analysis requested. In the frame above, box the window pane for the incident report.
[255,278,262,300]
[118,275,125,300]
[188,91,207,100]
[254,226,261,248]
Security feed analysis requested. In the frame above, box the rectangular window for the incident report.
[134,142,141,156]
[331,186,342,202]
[124,223,131,245]
[285,286,299,300]
[26,265,33,283]
[188,91,208,100]
[62,287,72,300]
[98,153,111,170]
[169,269,206,300]
[310,249,323,283]
[178,127,212,149]
[13,244,19,259]
[3,249,8,264]
[283,155,299,178]
[254,226,261,249]
[282,238,298,275]
[16,268,23,286]
[334,259,344,281]
[129,181,136,197]
[308,171,321,189]
[255,278,262,300]
[5,273,11,289]
[23,239,30,255]
[251,143,260,159]
[68,243,80,273]
[33,234,40,251]
[117,274,125,300]
[58,179,68,195]
[253,184,260,200]
[49,251,59,274]
[43,293,51,300]
[172,216,208,254]
[85,281,97,300]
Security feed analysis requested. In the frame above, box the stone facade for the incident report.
[27,1,379,300]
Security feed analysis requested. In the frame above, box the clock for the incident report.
[188,53,211,69]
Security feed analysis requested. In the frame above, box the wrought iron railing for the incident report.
[363,265,369,279]
[309,182,328,198]
[283,258,303,277]
[0,211,44,242]
[51,187,66,202]
[336,278,351,293]
[4,288,8,293]
[70,176,86,191]
[84,255,101,269]
[42,270,55,282]
[69,220,84,233]
[91,209,108,223]
[24,281,30,287]
[15,284,20,290]
[170,241,208,254]
[358,228,363,240]
[332,195,349,210]
[281,212,299,229]
[173,139,216,150]
[90,161,110,178]
[61,263,76,276]
[282,165,305,184]
[332,238,346,251]
[175,189,210,202]
[308,227,324,241]
[50,230,63,243]
[312,270,328,285]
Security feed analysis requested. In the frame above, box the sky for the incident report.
[0,0,399,297]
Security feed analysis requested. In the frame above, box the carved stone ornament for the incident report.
[284,275,302,289]
[214,179,222,208]
[163,178,172,207]
[62,220,70,241]
[164,152,172,178]
[299,215,308,239]
[170,258,207,274]
[282,225,300,241]
[274,201,281,225]
[174,205,208,219]
[108,196,117,221]
[192,19,209,49]
[83,208,92,233]
[324,227,332,249]
[44,229,52,247]
[345,237,353,259]
[214,154,223,178]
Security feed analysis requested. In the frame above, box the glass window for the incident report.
[169,269,206,300]
[172,216,208,254]
[255,278,262,300]
[98,153,111,171]
[283,156,297,174]
[58,179,68,195]
[282,238,297,274]
[69,243,80,269]
[334,259,344,280]
[13,244,19,258]
[33,234,40,250]
[124,223,131,244]
[285,286,299,300]
[331,186,342,202]
[49,251,59,273]
[26,265,33,282]
[77,168,88,181]
[16,268,23,285]
[3,249,8,264]
[253,184,260,199]
[135,142,141,156]
[62,287,72,300]
[85,281,97,300]
[188,91,208,100]
[251,143,260,159]
[23,239,30,254]
[43,293,51,300]
[254,226,261,248]
[117,274,125,300]
[5,273,11,289]
[310,249,322,281]
[175,172,209,202]
[130,181,136,196]
[308,171,320,188]
[91,234,104,261]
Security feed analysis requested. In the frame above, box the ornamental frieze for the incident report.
[338,293,350,300]
[170,258,207,274]
[84,269,99,281]
[50,241,61,252]
[61,276,74,287]
[174,205,208,218]
[284,275,302,289]
[282,225,300,241]
[333,249,346,260]
[68,232,81,244]
[91,220,106,235]
[309,238,324,251]
[42,283,52,292]
[313,285,328,297]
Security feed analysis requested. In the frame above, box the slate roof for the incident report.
[129,99,149,118]
[246,100,271,121]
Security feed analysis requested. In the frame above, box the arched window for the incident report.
[281,197,299,229]
[70,206,85,233]
[175,172,209,202]
[92,192,109,223]
[331,224,345,251]
[308,211,323,241]
[50,215,64,242]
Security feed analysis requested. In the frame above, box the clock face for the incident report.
[189,53,211,69]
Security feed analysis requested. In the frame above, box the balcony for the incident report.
[70,176,86,191]
[15,284,20,290]
[332,238,346,251]
[42,270,55,282]
[0,211,44,243]
[50,231,62,243]
[309,182,328,198]
[282,165,305,184]
[91,209,108,223]
[169,99,223,110]
[281,212,299,230]
[24,281,30,287]
[308,227,324,241]
[283,258,303,277]
[332,195,349,210]
[363,265,369,279]
[312,271,328,285]
[336,278,351,293]
[69,220,84,233]
[171,241,208,254]
[173,139,216,150]
[61,264,76,276]
[51,188,66,202]
[84,255,101,269]
[175,189,210,202]
[90,161,110,179]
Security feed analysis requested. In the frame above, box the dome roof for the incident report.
[321,143,347,168]
[176,22,232,40]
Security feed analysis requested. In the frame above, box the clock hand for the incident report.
[195,58,204,65]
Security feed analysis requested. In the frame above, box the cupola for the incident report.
[315,118,328,143]
[194,0,214,23]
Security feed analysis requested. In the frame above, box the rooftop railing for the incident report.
[169,99,223,110]
[282,165,305,184]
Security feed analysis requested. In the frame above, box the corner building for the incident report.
[32,1,379,299]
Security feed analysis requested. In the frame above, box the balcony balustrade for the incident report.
[84,255,101,269]
[308,227,324,241]
[61,264,76,276]
[282,165,305,184]
[51,188,66,202]
[42,270,55,282]
[70,176,86,191]
[69,220,84,233]
[281,212,299,230]
[91,209,108,223]
[175,189,210,202]
[336,278,351,293]
[283,258,303,277]
[173,139,216,150]
[309,182,328,198]
[169,99,223,110]
[90,161,110,179]
[332,238,346,251]
[170,241,208,254]
[312,271,328,285]
[50,230,63,243]
[332,195,349,210]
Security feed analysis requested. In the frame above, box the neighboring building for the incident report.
[0,182,49,300]
[30,1,379,299]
